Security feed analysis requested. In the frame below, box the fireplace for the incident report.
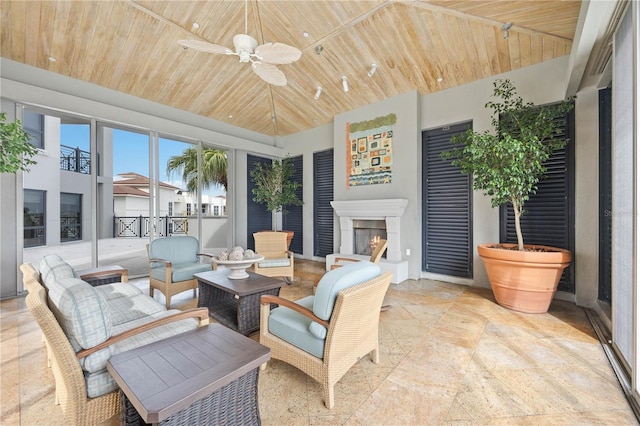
[328,199,408,283]
[353,219,387,257]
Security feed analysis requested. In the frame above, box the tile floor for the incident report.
[1,259,638,425]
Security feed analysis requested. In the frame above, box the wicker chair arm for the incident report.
[76,307,210,359]
[261,295,329,328]
[78,266,129,283]
[148,257,172,267]
[332,257,358,264]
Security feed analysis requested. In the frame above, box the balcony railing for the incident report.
[114,216,189,238]
[60,145,91,174]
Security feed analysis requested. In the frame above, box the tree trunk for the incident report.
[512,201,524,251]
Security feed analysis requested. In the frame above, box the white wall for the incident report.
[282,56,576,289]
[421,56,572,287]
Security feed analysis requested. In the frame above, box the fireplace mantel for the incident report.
[331,199,408,219]
[329,199,408,283]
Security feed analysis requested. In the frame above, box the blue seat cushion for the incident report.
[149,236,201,265]
[307,262,381,339]
[268,296,325,359]
[313,261,381,322]
[257,258,291,268]
[151,262,212,282]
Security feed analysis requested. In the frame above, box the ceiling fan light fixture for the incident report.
[314,86,323,100]
[342,76,348,92]
[368,63,377,77]
[176,0,300,86]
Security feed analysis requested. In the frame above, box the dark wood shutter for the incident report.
[314,149,334,257]
[599,87,612,304]
[247,154,272,250]
[500,108,575,293]
[422,123,473,278]
[283,155,303,254]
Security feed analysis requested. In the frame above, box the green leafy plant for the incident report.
[250,157,303,230]
[0,112,39,174]
[166,147,228,192]
[441,79,574,251]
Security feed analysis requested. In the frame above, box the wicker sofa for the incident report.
[20,254,209,425]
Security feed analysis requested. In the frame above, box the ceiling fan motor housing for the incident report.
[233,34,259,62]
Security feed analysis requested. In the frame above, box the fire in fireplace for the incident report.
[353,219,387,257]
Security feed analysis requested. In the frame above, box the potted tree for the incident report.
[250,156,303,248]
[0,112,38,174]
[442,79,575,313]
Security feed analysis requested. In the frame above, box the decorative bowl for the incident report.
[213,255,264,279]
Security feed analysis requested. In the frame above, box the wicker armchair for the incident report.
[253,231,294,283]
[331,239,388,269]
[20,263,209,425]
[148,236,215,308]
[260,262,392,409]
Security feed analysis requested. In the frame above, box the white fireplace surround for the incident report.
[328,199,409,283]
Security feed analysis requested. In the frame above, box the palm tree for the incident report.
[166,147,227,193]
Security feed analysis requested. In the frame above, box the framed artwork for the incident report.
[346,113,396,187]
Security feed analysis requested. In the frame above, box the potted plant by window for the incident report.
[250,156,303,248]
[442,79,575,313]
[0,112,38,174]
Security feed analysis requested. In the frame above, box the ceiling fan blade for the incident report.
[178,40,233,55]
[251,62,287,86]
[254,43,302,64]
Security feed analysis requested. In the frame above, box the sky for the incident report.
[61,125,225,196]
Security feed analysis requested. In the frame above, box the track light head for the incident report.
[314,86,322,100]
[342,76,348,92]
[502,22,512,39]
[368,63,377,77]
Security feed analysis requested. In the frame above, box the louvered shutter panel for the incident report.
[283,155,303,254]
[247,155,272,250]
[422,123,473,278]
[314,149,334,257]
[500,109,575,293]
[598,87,612,304]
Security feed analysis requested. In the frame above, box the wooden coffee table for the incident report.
[195,270,284,335]
[107,324,270,425]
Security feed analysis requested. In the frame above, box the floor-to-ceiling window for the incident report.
[18,106,229,280]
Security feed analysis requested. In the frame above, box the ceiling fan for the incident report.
[178,0,301,86]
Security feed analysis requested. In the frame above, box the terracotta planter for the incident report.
[478,243,572,314]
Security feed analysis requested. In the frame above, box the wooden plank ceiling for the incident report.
[1,0,579,137]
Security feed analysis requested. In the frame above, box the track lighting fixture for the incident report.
[314,86,323,100]
[368,63,377,77]
[342,76,348,92]
[502,22,512,39]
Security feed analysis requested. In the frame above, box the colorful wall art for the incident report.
[346,113,396,188]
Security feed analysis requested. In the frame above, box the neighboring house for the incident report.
[113,172,184,217]
[113,172,227,217]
